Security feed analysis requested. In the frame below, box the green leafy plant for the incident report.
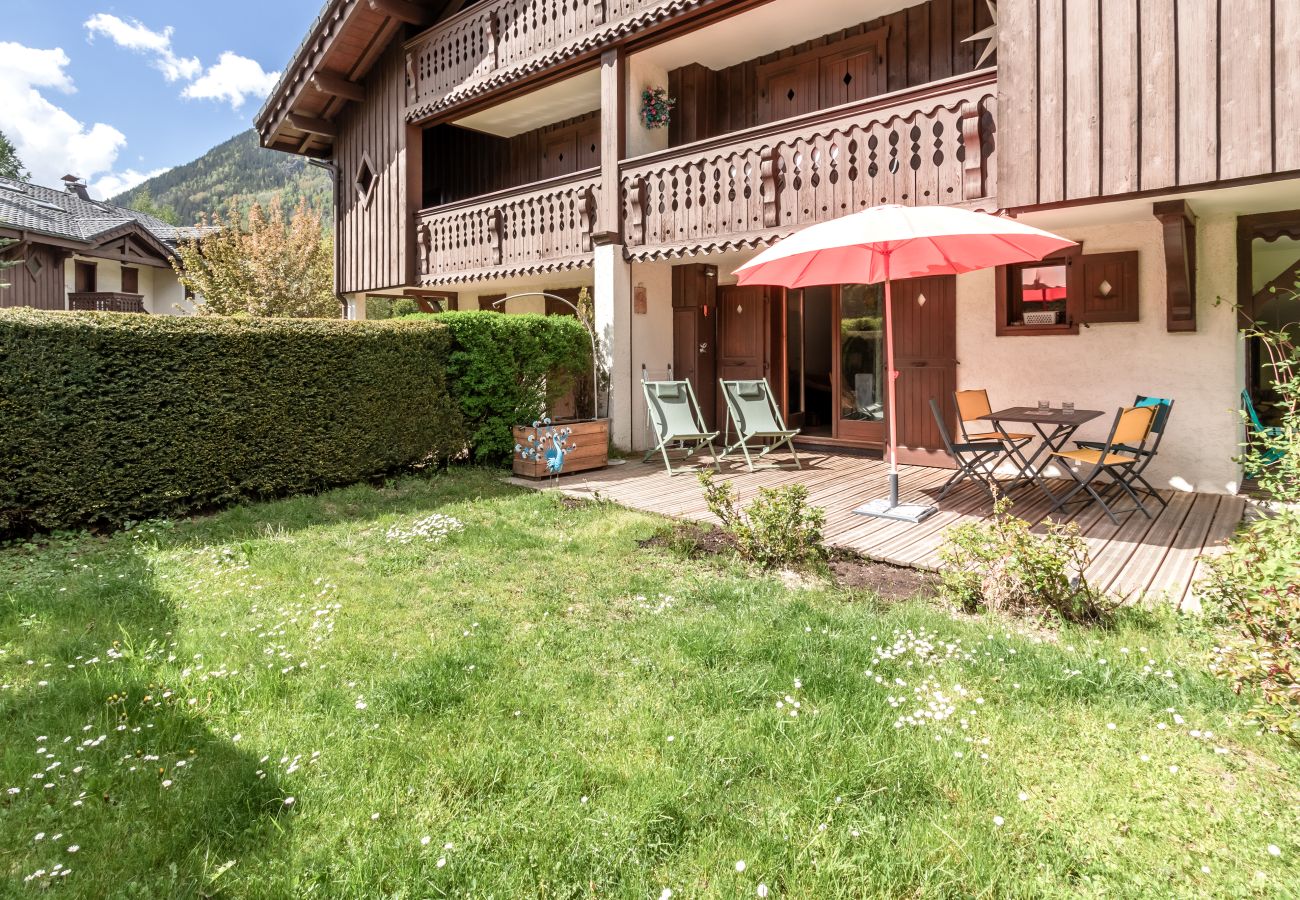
[0,310,464,535]
[938,497,1113,623]
[424,310,592,464]
[1203,509,1300,745]
[698,470,826,569]
[1204,315,1300,745]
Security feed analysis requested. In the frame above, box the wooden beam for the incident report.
[367,0,432,25]
[1153,199,1198,333]
[594,48,624,245]
[288,113,337,138]
[310,72,366,102]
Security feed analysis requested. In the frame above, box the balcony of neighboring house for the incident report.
[618,0,999,260]
[414,68,604,285]
[67,292,147,313]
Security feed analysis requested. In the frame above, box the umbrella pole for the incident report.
[883,252,900,508]
[850,247,933,524]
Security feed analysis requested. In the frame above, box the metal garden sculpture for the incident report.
[516,418,577,477]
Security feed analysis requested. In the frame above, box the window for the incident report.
[74,261,97,293]
[121,266,139,294]
[355,153,376,208]
[995,248,1139,336]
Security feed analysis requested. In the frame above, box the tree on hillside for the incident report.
[128,191,179,226]
[171,197,337,318]
[0,130,26,180]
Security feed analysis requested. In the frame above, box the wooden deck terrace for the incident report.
[511,450,1246,609]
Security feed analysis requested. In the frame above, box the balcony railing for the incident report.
[415,171,601,284]
[68,292,147,313]
[620,73,998,259]
[406,0,716,119]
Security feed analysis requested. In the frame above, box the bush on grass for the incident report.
[1205,310,1300,745]
[698,469,826,569]
[0,309,464,535]
[417,311,592,464]
[938,496,1114,624]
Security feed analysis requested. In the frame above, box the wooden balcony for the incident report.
[621,72,998,261]
[415,170,601,285]
[405,0,723,120]
[68,292,147,314]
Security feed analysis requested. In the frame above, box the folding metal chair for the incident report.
[1242,389,1286,471]
[954,389,1035,448]
[1048,405,1158,524]
[930,398,1011,502]
[1074,395,1174,509]
[719,378,801,471]
[641,378,721,475]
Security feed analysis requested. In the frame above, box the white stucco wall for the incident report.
[956,210,1244,494]
[627,261,676,450]
[62,255,194,316]
[625,53,670,159]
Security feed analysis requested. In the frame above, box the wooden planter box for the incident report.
[512,418,610,478]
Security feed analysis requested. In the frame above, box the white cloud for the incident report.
[182,52,280,110]
[90,167,170,201]
[0,41,126,189]
[84,14,201,82]
[83,12,279,111]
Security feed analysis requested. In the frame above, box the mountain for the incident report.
[110,129,332,228]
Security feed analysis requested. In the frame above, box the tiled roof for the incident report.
[0,176,205,251]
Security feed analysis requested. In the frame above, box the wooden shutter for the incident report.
[818,28,888,107]
[759,57,819,121]
[121,267,139,294]
[1072,251,1139,324]
[479,293,505,311]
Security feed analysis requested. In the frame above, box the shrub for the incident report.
[423,311,592,464]
[698,470,826,569]
[0,309,464,534]
[1205,319,1300,745]
[938,497,1113,624]
[1203,509,1300,745]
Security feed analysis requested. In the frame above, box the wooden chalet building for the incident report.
[257,0,1300,494]
[0,176,199,315]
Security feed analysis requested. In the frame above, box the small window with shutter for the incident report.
[995,248,1139,335]
[121,266,139,294]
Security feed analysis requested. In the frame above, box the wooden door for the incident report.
[759,58,819,122]
[818,29,887,107]
[717,285,770,422]
[541,132,577,180]
[890,275,958,467]
[672,264,718,429]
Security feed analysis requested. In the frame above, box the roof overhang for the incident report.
[255,0,455,158]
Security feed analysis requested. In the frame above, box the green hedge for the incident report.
[410,311,592,464]
[0,310,465,534]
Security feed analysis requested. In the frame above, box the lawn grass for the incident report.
[2,469,1298,898]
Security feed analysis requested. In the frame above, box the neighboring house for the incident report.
[256,0,1300,494]
[0,175,200,315]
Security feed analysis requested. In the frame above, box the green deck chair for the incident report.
[1242,389,1286,472]
[642,379,721,475]
[719,378,801,471]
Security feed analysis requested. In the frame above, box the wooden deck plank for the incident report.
[1183,495,1247,609]
[515,453,1242,601]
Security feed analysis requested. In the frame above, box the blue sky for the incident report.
[0,0,321,198]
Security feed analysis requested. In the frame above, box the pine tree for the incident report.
[0,130,26,181]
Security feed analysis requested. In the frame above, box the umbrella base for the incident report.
[852,498,938,524]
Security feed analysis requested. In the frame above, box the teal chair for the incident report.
[1242,390,1286,470]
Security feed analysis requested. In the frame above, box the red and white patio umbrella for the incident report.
[734,204,1075,522]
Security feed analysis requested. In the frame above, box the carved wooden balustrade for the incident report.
[415,172,600,283]
[67,292,147,313]
[406,0,716,120]
[620,74,998,259]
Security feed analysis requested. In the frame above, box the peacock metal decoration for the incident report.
[516,418,577,478]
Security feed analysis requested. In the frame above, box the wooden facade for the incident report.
[998,0,1300,209]
[623,73,997,261]
[668,0,993,144]
[335,43,414,294]
[422,111,600,207]
[0,243,65,311]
